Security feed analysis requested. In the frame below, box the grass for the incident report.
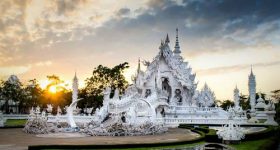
[4,119,27,127]
[230,138,274,150]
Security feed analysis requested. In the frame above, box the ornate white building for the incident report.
[24,29,277,136]
[91,29,245,128]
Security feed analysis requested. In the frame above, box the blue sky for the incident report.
[0,0,279,100]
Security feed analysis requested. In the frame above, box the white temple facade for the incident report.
[91,29,247,127]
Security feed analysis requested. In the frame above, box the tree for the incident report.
[46,75,65,91]
[271,89,280,103]
[239,93,250,110]
[271,89,280,124]
[25,79,43,108]
[77,88,103,110]
[0,75,25,113]
[85,62,129,96]
[219,100,234,110]
[84,62,129,108]
[42,75,71,112]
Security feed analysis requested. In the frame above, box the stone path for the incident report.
[0,128,200,150]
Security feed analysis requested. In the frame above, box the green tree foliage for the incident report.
[239,93,250,110]
[46,75,66,91]
[219,100,234,110]
[271,89,280,103]
[0,76,25,113]
[83,62,129,108]
[271,89,280,124]
[77,88,103,111]
[24,79,43,112]
[85,62,129,96]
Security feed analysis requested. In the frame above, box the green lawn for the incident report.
[230,138,274,150]
[4,119,27,127]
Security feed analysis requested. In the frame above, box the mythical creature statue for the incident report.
[142,60,150,66]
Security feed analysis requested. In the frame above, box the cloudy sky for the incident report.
[0,0,280,100]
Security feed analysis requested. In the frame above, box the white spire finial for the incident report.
[165,34,170,44]
[137,58,141,74]
[250,65,254,75]
[174,28,181,54]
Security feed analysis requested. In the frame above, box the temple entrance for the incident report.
[162,78,172,103]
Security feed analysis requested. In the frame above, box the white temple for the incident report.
[23,29,277,136]
[90,29,245,128]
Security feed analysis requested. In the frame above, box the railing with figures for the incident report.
[168,106,222,112]
[162,118,248,125]
[46,115,95,123]
[3,114,29,120]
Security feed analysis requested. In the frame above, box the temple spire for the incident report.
[165,34,170,44]
[250,65,254,75]
[137,58,141,74]
[72,72,79,102]
[234,85,240,107]
[174,28,181,54]
[248,65,256,111]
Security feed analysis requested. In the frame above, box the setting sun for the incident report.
[49,85,57,93]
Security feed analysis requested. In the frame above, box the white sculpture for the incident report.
[29,107,35,117]
[35,106,41,115]
[84,107,93,115]
[57,106,62,116]
[66,72,83,129]
[23,107,51,134]
[217,116,245,143]
[46,104,53,114]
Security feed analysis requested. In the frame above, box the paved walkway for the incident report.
[0,128,200,150]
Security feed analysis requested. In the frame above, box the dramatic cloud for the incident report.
[0,0,279,99]
[197,61,280,76]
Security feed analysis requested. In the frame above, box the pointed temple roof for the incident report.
[165,34,170,44]
[249,65,255,77]
[142,30,197,90]
[73,71,78,81]
[174,28,181,54]
[234,85,239,92]
[137,58,141,74]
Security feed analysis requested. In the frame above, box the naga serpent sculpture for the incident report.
[67,98,83,128]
